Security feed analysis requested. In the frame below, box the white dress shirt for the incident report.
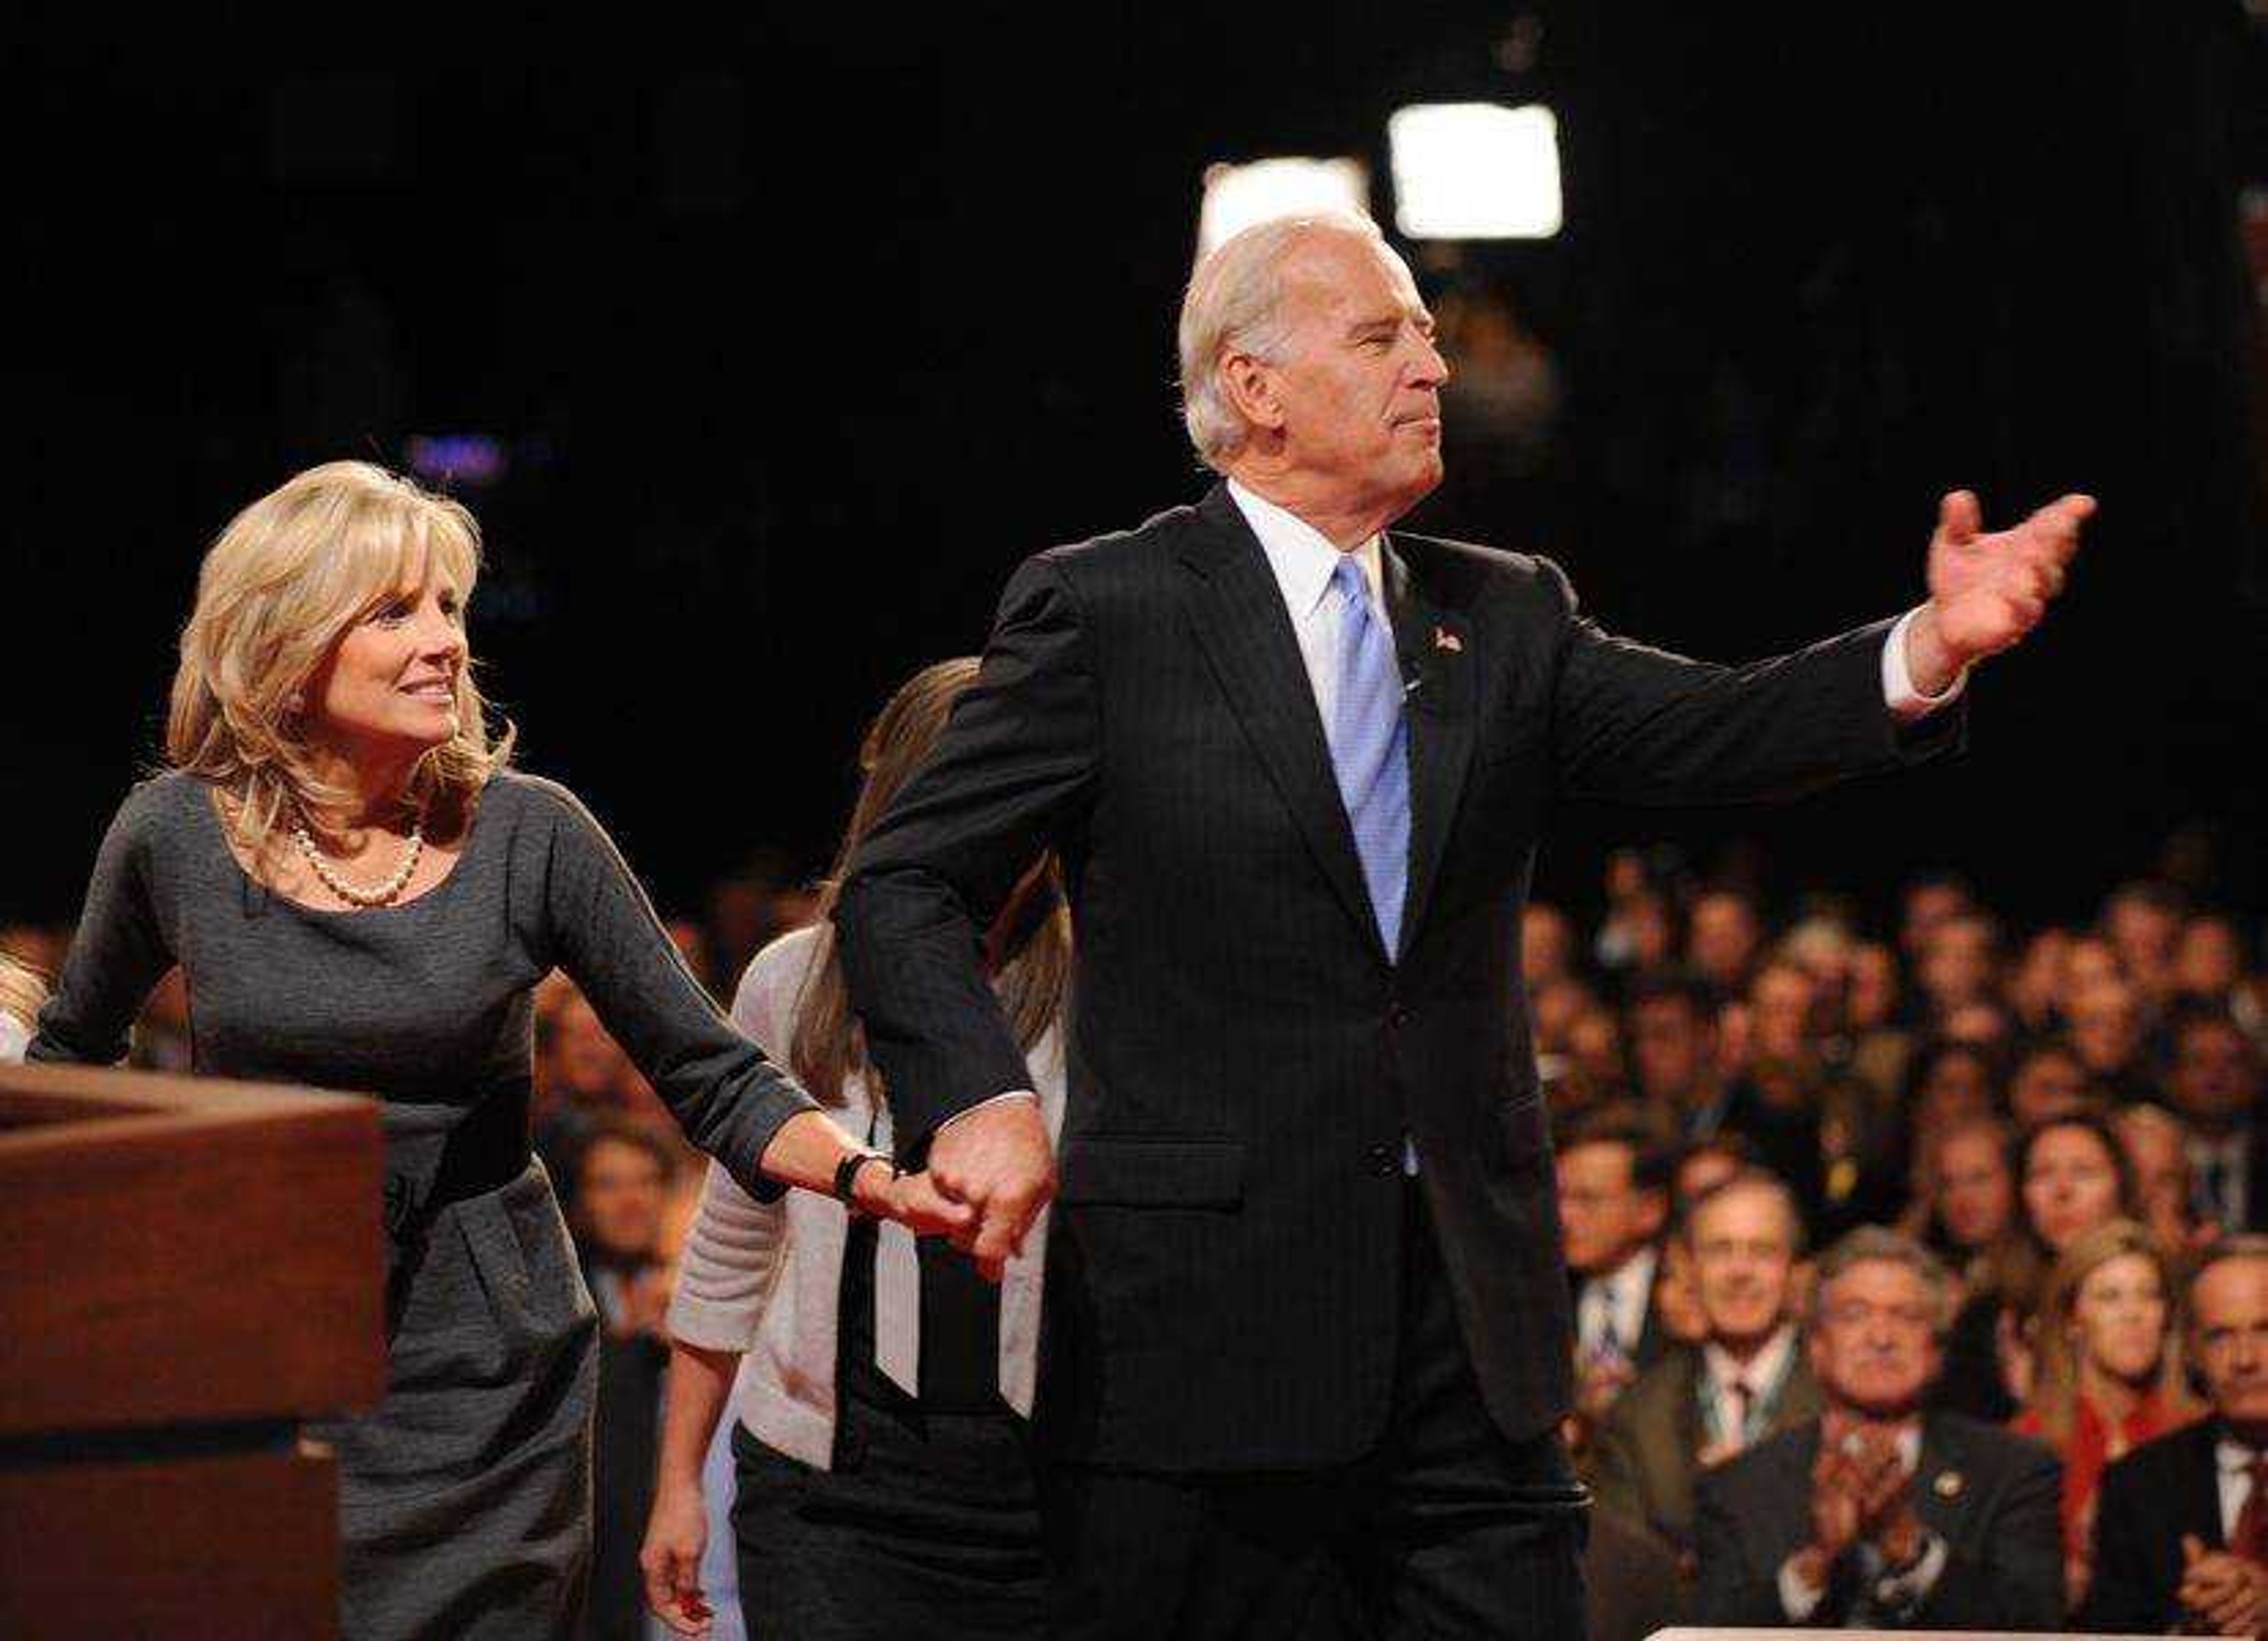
[2216,1436,2265,1542]
[1576,1243,1659,1362]
[1702,1322,1797,1447]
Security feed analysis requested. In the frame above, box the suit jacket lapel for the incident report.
[1383,537,1475,961]
[1179,487,1385,960]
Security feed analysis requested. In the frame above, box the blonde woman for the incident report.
[2012,1217,2199,1612]
[28,461,963,1639]
[0,951,46,1061]
[641,659,1067,1640]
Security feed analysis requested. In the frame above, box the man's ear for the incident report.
[1220,350,1287,436]
[1637,1189,1670,1242]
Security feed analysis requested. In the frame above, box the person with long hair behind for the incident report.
[643,658,1068,1640]
[2012,1217,2199,1613]
[27,461,963,1638]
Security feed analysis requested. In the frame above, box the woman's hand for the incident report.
[640,1477,714,1636]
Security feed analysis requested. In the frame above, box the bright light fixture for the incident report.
[1195,156,1370,259]
[1387,102,1562,240]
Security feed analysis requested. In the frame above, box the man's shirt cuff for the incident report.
[1882,605,1966,722]
[936,1088,1040,1133]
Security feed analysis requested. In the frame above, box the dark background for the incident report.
[11,2,2266,938]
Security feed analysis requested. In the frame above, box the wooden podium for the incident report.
[0,1062,384,1637]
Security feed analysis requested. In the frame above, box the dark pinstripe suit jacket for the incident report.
[835,482,1961,1471]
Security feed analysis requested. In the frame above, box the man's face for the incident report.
[1808,1259,1943,1418]
[1557,1140,1666,1276]
[1632,996,1711,1104]
[545,994,634,1104]
[1749,967,1816,1065]
[575,1137,667,1262]
[1901,882,1970,957]
[2167,1020,2259,1128]
[1258,229,1449,521]
[1919,918,1995,1009]
[2065,980,2139,1074]
[1846,942,1899,1029]
[1688,1183,1798,1350]
[2191,1257,2268,1430]
[2008,1047,2091,1125]
[1689,895,1760,988]
[1934,1128,2013,1251]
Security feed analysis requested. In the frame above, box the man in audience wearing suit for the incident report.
[1563,1109,1680,1433]
[2163,1006,2267,1234]
[1692,1226,2062,1629]
[1591,1170,1821,1564]
[2083,1235,2268,1636]
[833,210,2088,1637]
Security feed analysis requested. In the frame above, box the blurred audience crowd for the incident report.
[4,833,2265,1636]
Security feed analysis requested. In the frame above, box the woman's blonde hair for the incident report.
[167,461,512,849]
[0,951,47,1033]
[2023,1216,2198,1448]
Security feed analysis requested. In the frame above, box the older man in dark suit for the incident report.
[2083,1235,2268,1636]
[835,211,2090,1637]
[1692,1226,2062,1629]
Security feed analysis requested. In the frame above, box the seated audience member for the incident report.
[1561,1110,1677,1433]
[1937,1112,2140,1423]
[1908,1114,2016,1293]
[2008,1039,2097,1127]
[1565,1004,1631,1109]
[2012,1218,2201,1612]
[2101,879,2186,1009]
[0,951,45,1061]
[2082,1236,2268,1636]
[1523,900,1578,993]
[1592,1172,1821,1561]
[1916,912,2001,1028]
[1675,1133,1756,1214]
[1689,889,1765,998]
[2175,910,2263,1032]
[1898,872,1977,976]
[2116,1103,2211,1257]
[1628,968,1729,1140]
[1720,961,1843,1231]
[1842,941,1914,1105]
[533,982,642,1182]
[2162,1003,2266,1233]
[2009,928,2073,1038]
[1692,1227,2063,1630]
[2066,974,2155,1108]
[571,1120,679,1641]
[1904,1040,2001,1186]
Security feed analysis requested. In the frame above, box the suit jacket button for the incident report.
[1387,1003,1412,1029]
[1367,1143,1398,1177]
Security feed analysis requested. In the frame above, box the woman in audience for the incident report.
[1935,1112,2138,1422]
[25,461,963,1639]
[1908,1113,2016,1294]
[642,658,1068,1641]
[0,951,46,1061]
[2012,1218,2199,1613]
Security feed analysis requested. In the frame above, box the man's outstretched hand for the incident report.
[1905,489,2094,695]
[928,1095,1058,1282]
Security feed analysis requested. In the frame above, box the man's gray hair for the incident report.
[1806,1225,1957,1337]
[1176,212,1384,473]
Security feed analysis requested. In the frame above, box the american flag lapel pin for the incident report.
[1433,625,1462,654]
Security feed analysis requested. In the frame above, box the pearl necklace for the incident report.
[291,813,425,908]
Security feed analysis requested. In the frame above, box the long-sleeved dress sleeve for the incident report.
[28,782,178,1067]
[531,781,817,1200]
[666,931,816,1350]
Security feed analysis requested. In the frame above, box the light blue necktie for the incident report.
[1328,555,1410,956]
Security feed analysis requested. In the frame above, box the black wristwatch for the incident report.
[831,1149,895,1213]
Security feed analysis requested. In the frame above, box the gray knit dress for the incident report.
[31,769,816,1639]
